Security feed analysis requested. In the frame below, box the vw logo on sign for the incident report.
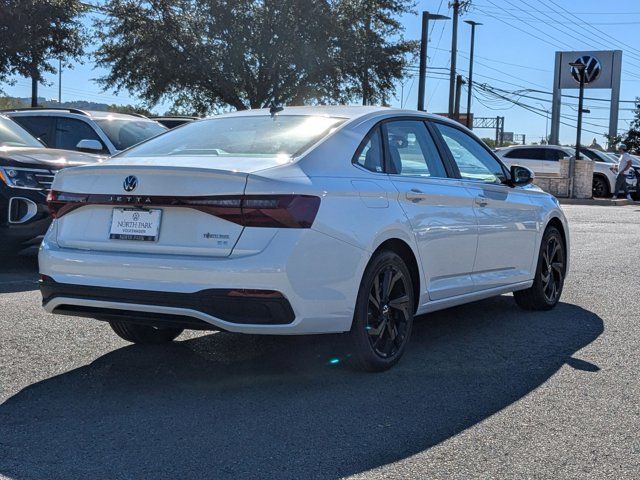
[571,55,602,84]
[123,175,138,192]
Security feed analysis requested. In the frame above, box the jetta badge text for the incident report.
[123,175,138,192]
[107,196,152,204]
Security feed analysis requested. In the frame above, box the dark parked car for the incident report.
[151,116,199,129]
[0,115,102,253]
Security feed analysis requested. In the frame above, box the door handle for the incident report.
[475,195,488,207]
[406,189,429,201]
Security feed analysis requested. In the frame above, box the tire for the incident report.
[514,226,566,311]
[109,321,183,344]
[348,250,415,372]
[592,175,610,198]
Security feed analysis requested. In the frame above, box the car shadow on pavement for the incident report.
[0,252,39,294]
[0,296,603,480]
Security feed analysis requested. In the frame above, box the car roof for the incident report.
[206,105,462,124]
[496,145,568,150]
[3,108,154,121]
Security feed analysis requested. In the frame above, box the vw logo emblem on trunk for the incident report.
[123,175,138,192]
[571,55,602,84]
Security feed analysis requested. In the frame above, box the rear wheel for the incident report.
[514,226,566,311]
[348,250,414,372]
[592,175,610,198]
[109,321,183,344]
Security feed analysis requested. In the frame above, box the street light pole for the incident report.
[570,61,586,161]
[569,61,587,198]
[417,11,450,111]
[464,20,481,128]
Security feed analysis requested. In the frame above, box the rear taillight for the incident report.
[47,192,321,228]
[47,191,89,218]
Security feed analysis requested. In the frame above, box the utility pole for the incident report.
[362,15,371,106]
[417,11,450,111]
[464,20,481,128]
[448,0,461,117]
[58,58,62,104]
[454,75,464,121]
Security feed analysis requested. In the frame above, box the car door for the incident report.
[432,122,539,290]
[504,148,547,175]
[384,119,479,301]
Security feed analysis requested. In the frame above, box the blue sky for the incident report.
[3,0,639,145]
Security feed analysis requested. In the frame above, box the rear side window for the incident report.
[383,120,447,177]
[354,127,384,172]
[11,116,55,146]
[54,118,107,152]
[505,148,546,160]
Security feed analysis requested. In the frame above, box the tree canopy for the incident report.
[95,0,416,113]
[620,98,640,154]
[0,0,87,104]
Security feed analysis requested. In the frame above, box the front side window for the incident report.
[96,118,167,151]
[354,127,384,172]
[435,123,506,184]
[383,120,447,177]
[547,149,570,161]
[121,115,344,158]
[0,117,43,148]
[55,118,107,152]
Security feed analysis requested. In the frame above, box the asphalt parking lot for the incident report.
[0,204,638,480]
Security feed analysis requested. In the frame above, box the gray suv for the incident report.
[4,108,167,155]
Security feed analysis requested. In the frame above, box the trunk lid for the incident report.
[52,158,269,257]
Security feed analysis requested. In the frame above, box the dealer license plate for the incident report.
[109,208,162,241]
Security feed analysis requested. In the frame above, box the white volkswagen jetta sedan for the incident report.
[39,106,568,371]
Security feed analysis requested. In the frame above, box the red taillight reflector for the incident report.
[47,192,321,228]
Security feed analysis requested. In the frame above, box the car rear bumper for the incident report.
[39,227,369,334]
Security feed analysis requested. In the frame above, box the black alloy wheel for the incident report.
[349,250,414,371]
[514,226,566,311]
[592,176,610,198]
[540,234,565,304]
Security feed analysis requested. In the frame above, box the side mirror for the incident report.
[76,139,103,152]
[510,165,534,186]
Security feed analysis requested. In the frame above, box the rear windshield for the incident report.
[95,118,167,151]
[0,117,43,148]
[120,115,346,158]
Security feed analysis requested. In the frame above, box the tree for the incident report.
[0,0,87,106]
[107,104,153,117]
[94,0,416,113]
[619,98,640,154]
[334,0,416,105]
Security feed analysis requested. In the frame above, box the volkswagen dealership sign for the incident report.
[549,50,622,146]
[570,55,602,85]
[558,50,620,90]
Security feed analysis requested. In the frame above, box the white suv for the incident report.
[496,144,636,198]
[5,108,167,155]
[39,106,569,371]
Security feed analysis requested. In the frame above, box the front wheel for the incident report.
[592,175,610,198]
[514,226,566,311]
[109,321,183,344]
[348,250,415,372]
